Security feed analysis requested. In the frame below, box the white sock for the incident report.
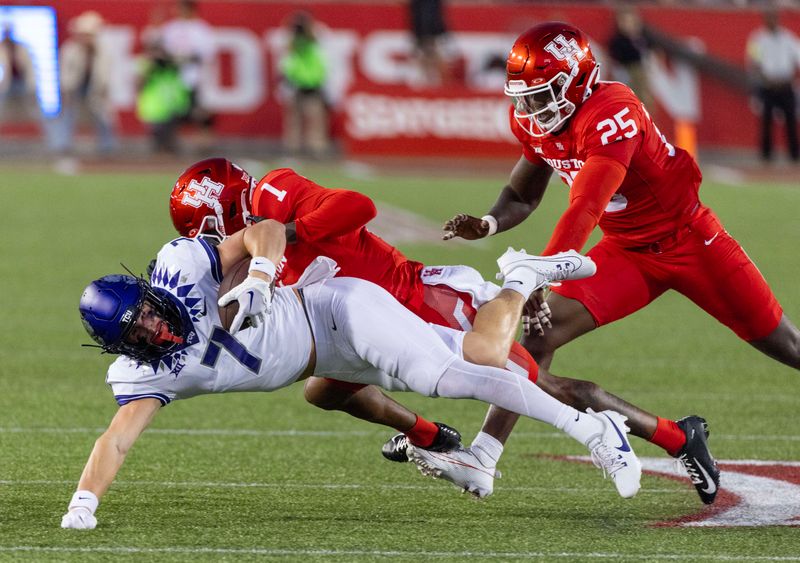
[554,407,604,446]
[501,267,542,299]
[471,431,503,467]
[435,358,572,427]
[435,359,607,449]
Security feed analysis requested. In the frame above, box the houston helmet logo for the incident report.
[182,177,224,208]
[544,34,585,68]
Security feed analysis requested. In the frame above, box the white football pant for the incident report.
[300,277,579,429]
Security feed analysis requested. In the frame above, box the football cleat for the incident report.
[674,415,720,504]
[381,422,462,463]
[585,409,642,498]
[407,445,499,498]
[496,248,597,290]
[381,434,410,463]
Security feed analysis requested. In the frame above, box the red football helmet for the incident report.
[505,22,600,137]
[169,158,256,242]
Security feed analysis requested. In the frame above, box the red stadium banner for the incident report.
[341,83,518,157]
[13,0,800,155]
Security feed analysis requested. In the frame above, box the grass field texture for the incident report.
[0,162,798,561]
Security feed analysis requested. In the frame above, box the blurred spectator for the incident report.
[161,0,215,148]
[136,39,190,154]
[607,5,655,111]
[279,12,331,157]
[746,7,799,163]
[477,54,508,92]
[54,11,116,154]
[0,24,38,129]
[408,0,450,87]
[141,4,169,56]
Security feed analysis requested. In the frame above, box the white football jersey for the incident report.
[106,237,313,406]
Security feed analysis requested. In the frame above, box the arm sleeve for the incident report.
[294,189,377,242]
[541,156,628,255]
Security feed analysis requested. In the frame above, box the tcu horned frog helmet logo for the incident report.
[170,158,255,242]
[505,22,599,137]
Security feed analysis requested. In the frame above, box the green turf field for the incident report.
[1,162,798,561]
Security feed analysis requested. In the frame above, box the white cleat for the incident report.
[496,248,597,290]
[407,445,499,498]
[585,409,642,498]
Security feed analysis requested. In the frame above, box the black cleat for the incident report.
[674,415,720,504]
[381,434,410,462]
[381,422,462,463]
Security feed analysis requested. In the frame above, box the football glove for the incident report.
[218,276,273,334]
[61,507,97,530]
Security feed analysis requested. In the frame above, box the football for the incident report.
[217,257,251,331]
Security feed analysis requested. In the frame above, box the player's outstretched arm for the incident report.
[61,398,161,530]
[443,157,552,241]
[489,156,554,230]
[540,155,626,256]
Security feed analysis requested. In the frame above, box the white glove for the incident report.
[61,507,97,530]
[218,275,273,334]
[61,490,98,530]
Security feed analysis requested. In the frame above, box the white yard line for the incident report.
[0,546,798,560]
[1,427,799,442]
[0,478,685,494]
[0,427,374,437]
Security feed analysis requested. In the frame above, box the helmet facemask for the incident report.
[191,202,227,243]
[506,71,576,137]
[82,277,186,363]
[239,182,254,230]
[121,291,185,362]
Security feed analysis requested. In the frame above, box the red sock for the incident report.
[650,417,686,456]
[402,416,438,447]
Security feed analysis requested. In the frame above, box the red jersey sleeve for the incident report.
[294,189,377,242]
[508,105,547,165]
[252,169,377,243]
[541,156,628,255]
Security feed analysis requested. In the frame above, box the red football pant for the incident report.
[552,206,782,341]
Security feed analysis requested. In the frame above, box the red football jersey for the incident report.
[251,169,424,307]
[510,81,703,247]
